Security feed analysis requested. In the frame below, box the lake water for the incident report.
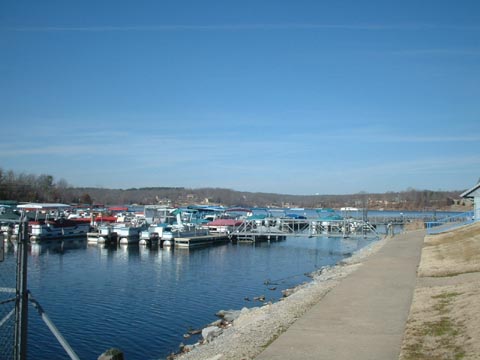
[3,235,376,360]
[2,209,462,359]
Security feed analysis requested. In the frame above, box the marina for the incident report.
[1,3,476,357]
[1,202,465,250]
[0,204,469,360]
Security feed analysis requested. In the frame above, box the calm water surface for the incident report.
[8,236,376,359]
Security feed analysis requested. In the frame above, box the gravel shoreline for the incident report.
[171,236,390,360]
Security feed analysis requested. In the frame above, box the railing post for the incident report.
[14,217,29,360]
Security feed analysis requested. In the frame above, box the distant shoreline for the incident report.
[0,168,469,210]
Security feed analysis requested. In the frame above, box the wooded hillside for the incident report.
[0,168,471,210]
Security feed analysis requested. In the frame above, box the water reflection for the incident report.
[30,238,87,256]
[2,235,378,360]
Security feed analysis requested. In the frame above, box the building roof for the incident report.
[17,203,70,209]
[460,182,480,198]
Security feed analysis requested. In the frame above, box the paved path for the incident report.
[256,229,426,360]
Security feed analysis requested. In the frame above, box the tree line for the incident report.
[0,168,469,210]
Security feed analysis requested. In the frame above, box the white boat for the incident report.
[143,205,176,224]
[28,219,90,243]
[139,224,167,245]
[1,223,15,241]
[114,222,147,244]
[340,207,359,212]
[14,203,90,243]
[161,227,210,247]
[88,224,117,244]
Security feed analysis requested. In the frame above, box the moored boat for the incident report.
[28,219,90,243]
[139,224,168,245]
[87,224,118,244]
[114,222,147,244]
[160,225,210,247]
[205,219,243,233]
[15,203,91,243]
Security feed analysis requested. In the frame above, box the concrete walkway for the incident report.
[256,229,426,360]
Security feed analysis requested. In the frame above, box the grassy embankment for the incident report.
[400,221,480,359]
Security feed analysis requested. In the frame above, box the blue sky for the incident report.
[1,0,479,195]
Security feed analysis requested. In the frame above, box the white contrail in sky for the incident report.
[5,23,479,32]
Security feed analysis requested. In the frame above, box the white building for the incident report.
[460,180,480,222]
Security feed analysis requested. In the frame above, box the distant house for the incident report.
[460,180,480,221]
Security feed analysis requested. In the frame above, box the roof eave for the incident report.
[460,182,480,198]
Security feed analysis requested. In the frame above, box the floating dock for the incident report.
[233,234,287,243]
[174,234,230,248]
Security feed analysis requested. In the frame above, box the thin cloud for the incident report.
[0,144,103,156]
[372,134,480,143]
[391,48,480,57]
[6,23,478,33]
[337,155,480,176]
[292,128,480,144]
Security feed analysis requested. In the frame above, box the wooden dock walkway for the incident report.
[174,234,230,248]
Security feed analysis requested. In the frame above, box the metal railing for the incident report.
[425,211,474,235]
[231,218,380,240]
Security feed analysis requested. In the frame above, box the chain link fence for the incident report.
[1,224,81,360]
[0,233,17,360]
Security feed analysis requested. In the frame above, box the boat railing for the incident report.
[425,211,474,235]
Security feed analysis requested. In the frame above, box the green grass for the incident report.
[431,292,463,300]
[432,292,463,314]
[401,291,466,360]
[423,317,459,337]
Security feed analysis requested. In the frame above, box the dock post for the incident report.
[0,232,4,262]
